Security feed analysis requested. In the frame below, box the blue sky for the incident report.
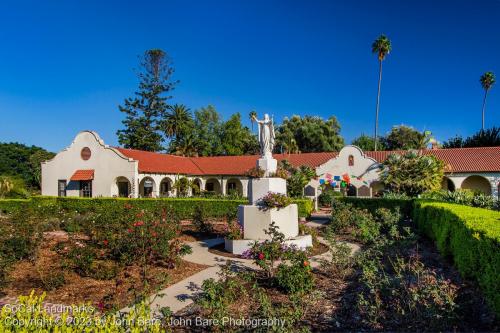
[0,0,499,152]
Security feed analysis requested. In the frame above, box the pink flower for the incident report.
[258,253,265,260]
[133,221,144,227]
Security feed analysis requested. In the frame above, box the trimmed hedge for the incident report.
[338,197,413,216]
[413,200,500,317]
[0,196,313,219]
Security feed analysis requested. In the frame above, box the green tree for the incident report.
[442,127,500,148]
[220,113,259,155]
[380,150,444,197]
[382,125,431,150]
[162,104,194,142]
[0,142,54,189]
[372,34,392,151]
[278,160,316,197]
[275,115,344,153]
[193,105,223,156]
[480,71,495,130]
[29,150,55,188]
[117,49,178,151]
[351,134,382,151]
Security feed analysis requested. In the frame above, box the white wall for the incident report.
[41,131,138,197]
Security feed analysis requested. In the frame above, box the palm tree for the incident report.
[171,133,198,157]
[480,72,496,130]
[162,104,193,140]
[372,34,392,151]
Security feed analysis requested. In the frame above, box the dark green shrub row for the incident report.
[338,197,413,216]
[0,196,313,219]
[413,200,500,317]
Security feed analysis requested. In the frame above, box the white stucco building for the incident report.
[42,131,500,201]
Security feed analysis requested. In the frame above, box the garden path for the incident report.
[130,233,360,316]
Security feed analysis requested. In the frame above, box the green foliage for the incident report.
[117,49,177,151]
[351,133,383,151]
[413,201,500,317]
[381,150,444,196]
[246,222,287,278]
[382,125,432,150]
[442,127,500,148]
[258,192,292,210]
[480,71,496,91]
[0,293,162,331]
[192,204,213,233]
[372,34,392,60]
[318,188,343,207]
[421,189,496,210]
[278,160,317,197]
[0,142,54,189]
[0,208,44,288]
[220,113,259,156]
[276,250,313,294]
[321,230,353,279]
[338,197,412,216]
[0,196,314,219]
[357,254,458,330]
[275,115,344,153]
[193,105,224,156]
[196,262,246,325]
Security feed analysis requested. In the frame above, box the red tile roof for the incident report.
[116,148,203,174]
[70,169,94,181]
[116,146,500,175]
[365,147,500,173]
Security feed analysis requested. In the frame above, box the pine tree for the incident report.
[117,49,178,151]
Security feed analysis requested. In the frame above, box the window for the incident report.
[81,147,91,160]
[58,180,66,197]
[80,180,92,197]
[206,182,215,192]
[143,179,153,197]
[348,155,354,166]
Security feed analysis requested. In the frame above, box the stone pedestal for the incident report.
[238,204,299,239]
[223,154,312,254]
[257,157,277,176]
[248,177,287,204]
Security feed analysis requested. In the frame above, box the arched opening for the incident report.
[461,175,492,195]
[346,184,357,197]
[370,181,384,197]
[226,178,243,197]
[159,177,173,197]
[205,178,221,195]
[115,177,131,197]
[441,177,455,192]
[192,178,202,196]
[358,185,370,197]
[139,177,156,198]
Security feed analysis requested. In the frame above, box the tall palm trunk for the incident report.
[481,89,489,130]
[374,59,383,151]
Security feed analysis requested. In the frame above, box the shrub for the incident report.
[0,292,162,331]
[192,204,213,233]
[338,197,413,216]
[357,253,458,330]
[320,231,353,279]
[413,201,500,317]
[0,196,314,218]
[353,209,380,244]
[257,192,292,210]
[276,250,313,294]
[318,189,343,207]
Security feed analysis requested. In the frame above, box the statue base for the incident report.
[257,157,277,177]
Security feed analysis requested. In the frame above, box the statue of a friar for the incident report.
[252,113,275,158]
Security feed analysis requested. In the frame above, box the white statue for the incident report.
[253,113,275,157]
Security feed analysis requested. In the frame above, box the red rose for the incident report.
[258,253,265,260]
[303,260,309,267]
[133,221,144,227]
[151,232,157,237]
[102,239,108,246]
[127,228,133,233]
